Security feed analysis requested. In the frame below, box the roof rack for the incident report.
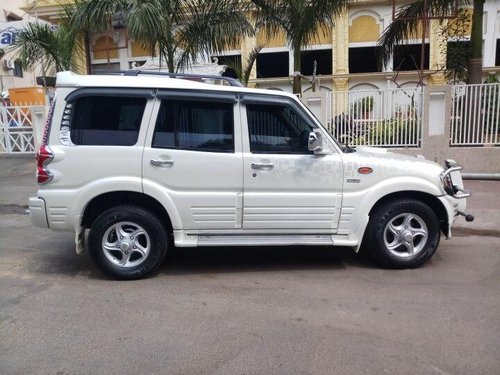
[94,70,243,87]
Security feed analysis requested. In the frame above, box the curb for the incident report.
[453,227,500,237]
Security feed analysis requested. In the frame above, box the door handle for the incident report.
[150,159,174,167]
[251,162,274,170]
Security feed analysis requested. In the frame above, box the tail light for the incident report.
[36,145,54,184]
[36,95,57,184]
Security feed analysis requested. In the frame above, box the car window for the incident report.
[152,99,234,153]
[247,103,313,154]
[70,96,146,146]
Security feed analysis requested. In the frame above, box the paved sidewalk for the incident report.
[0,154,498,236]
[453,179,500,237]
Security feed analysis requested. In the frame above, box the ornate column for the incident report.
[429,19,447,85]
[332,77,349,116]
[332,10,349,77]
[331,10,349,114]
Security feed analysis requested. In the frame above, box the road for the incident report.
[0,210,499,375]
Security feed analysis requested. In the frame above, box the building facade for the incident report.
[22,0,500,94]
[0,0,41,92]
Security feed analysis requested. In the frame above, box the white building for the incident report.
[0,0,41,92]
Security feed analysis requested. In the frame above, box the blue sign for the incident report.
[0,30,17,46]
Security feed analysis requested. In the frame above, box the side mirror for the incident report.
[308,130,322,152]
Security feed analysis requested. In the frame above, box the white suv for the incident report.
[29,71,473,279]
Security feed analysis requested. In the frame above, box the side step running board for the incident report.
[197,234,334,247]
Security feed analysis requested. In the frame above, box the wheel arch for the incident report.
[81,191,173,233]
[369,191,450,236]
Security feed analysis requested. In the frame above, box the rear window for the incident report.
[70,96,147,146]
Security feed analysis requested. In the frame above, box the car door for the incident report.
[241,94,343,232]
[143,90,243,230]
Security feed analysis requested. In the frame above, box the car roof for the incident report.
[56,71,298,101]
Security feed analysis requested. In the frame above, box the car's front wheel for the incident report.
[363,199,440,269]
[88,205,168,280]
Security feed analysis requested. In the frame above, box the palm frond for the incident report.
[126,0,166,56]
[71,0,128,34]
[378,0,469,68]
[15,23,62,74]
[176,0,254,70]
[251,0,348,48]
[13,2,86,75]
[242,45,263,86]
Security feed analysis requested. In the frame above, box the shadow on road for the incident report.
[29,235,371,279]
[161,245,372,276]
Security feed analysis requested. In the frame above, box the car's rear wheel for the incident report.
[88,205,168,280]
[363,199,440,269]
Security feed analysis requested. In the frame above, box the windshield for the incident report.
[300,103,354,153]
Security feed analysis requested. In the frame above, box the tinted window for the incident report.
[349,47,382,73]
[256,52,289,78]
[71,96,146,146]
[301,49,333,75]
[393,44,429,71]
[247,104,313,154]
[153,100,234,153]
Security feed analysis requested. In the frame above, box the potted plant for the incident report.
[351,96,374,119]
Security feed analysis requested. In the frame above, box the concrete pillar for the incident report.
[421,85,452,164]
[301,91,329,128]
[31,105,47,151]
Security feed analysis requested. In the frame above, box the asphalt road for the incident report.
[0,210,499,375]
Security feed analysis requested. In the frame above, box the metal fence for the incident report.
[326,87,423,147]
[0,105,36,154]
[451,83,500,146]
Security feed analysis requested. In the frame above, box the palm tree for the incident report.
[14,7,83,82]
[71,0,254,73]
[378,0,484,84]
[249,0,348,94]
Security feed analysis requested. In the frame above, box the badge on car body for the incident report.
[358,167,373,174]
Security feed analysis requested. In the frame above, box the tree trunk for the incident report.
[166,48,175,73]
[165,26,176,73]
[467,0,484,84]
[84,32,91,74]
[292,43,301,95]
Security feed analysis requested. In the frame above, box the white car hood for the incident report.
[344,146,445,183]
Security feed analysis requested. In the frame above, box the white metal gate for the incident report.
[451,83,500,146]
[326,87,423,147]
[0,106,35,154]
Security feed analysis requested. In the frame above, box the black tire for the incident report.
[363,199,440,269]
[88,205,168,280]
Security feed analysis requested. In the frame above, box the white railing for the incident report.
[0,105,36,153]
[326,87,423,147]
[451,83,500,146]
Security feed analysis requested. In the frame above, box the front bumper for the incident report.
[440,160,472,199]
[29,197,49,228]
[438,160,474,237]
